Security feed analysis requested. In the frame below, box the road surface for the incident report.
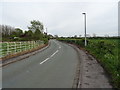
[2,40,79,88]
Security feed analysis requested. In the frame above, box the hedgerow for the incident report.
[58,38,120,89]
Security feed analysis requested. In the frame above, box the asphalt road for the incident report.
[2,40,79,88]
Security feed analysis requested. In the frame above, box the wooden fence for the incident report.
[0,40,44,58]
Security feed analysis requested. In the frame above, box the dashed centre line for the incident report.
[40,50,59,65]
[40,41,61,65]
[50,50,59,58]
[40,57,50,64]
[53,40,61,49]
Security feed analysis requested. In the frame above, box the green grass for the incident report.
[86,39,119,89]
[58,38,120,89]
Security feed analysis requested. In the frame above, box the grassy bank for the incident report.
[58,38,120,89]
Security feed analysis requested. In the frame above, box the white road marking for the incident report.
[40,58,50,64]
[40,40,61,65]
[53,40,61,49]
[40,50,59,65]
[50,50,59,58]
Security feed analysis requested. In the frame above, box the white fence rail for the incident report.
[0,40,44,58]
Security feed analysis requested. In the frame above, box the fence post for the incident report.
[7,42,9,55]
[14,42,16,54]
[24,41,26,51]
[28,41,30,49]
[20,42,22,52]
[30,41,32,49]
[37,40,39,47]
[25,41,27,51]
[33,41,35,48]
[34,41,35,48]
[21,41,23,51]
[26,41,28,50]
[23,42,25,51]
[32,41,34,49]
[0,43,1,57]
[29,41,30,49]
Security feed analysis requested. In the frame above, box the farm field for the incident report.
[58,38,120,89]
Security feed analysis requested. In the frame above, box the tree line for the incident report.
[1,20,50,43]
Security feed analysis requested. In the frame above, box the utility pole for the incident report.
[82,13,87,46]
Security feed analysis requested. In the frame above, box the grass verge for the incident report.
[58,38,120,89]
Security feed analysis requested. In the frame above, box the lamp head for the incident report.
[82,13,86,14]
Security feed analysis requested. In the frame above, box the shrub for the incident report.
[58,38,120,89]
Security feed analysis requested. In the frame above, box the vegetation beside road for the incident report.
[0,20,51,58]
[1,20,49,44]
[58,37,120,89]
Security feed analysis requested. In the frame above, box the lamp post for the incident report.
[82,13,87,46]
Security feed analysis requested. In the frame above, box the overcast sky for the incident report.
[0,0,119,37]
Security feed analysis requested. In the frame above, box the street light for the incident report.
[82,13,87,46]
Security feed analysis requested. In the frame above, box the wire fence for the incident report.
[0,40,44,58]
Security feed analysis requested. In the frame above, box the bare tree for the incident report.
[1,25,15,37]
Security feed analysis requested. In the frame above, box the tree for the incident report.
[28,20,44,33]
[28,20,44,40]
[24,30,33,40]
[34,29,43,40]
[1,25,15,37]
[15,28,23,37]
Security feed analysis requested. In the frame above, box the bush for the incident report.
[42,38,48,44]
[58,38,120,89]
[86,40,119,89]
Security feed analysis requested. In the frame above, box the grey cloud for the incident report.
[1,2,118,36]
